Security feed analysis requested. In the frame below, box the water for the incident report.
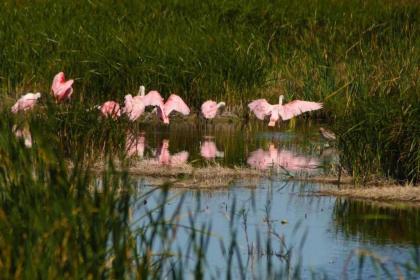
[120,122,419,278]
[125,121,335,174]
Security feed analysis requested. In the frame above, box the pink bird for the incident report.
[200,139,224,160]
[100,101,121,119]
[201,100,226,119]
[123,86,167,121]
[51,72,74,102]
[141,90,165,108]
[123,94,145,121]
[156,94,190,124]
[11,92,41,113]
[248,95,322,126]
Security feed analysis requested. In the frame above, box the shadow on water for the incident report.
[333,199,420,245]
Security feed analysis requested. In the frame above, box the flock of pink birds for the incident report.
[10,72,323,171]
[11,72,323,126]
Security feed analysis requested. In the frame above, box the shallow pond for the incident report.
[119,122,420,278]
[125,121,336,175]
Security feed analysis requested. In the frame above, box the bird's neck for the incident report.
[279,95,283,106]
[138,86,145,96]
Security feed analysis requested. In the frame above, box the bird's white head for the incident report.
[279,95,284,106]
[138,85,145,96]
[34,92,41,99]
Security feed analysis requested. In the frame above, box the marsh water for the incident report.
[120,122,419,278]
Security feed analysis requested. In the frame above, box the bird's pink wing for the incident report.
[164,94,190,116]
[51,72,65,93]
[248,99,272,120]
[56,80,74,101]
[141,91,164,107]
[279,100,322,120]
[127,96,145,121]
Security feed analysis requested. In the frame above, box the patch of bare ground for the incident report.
[127,161,263,188]
[87,160,420,202]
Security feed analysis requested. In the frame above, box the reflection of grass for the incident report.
[333,198,420,244]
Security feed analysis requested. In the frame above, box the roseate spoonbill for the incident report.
[123,86,166,121]
[123,94,145,121]
[141,90,165,108]
[11,92,41,113]
[156,94,190,124]
[248,95,322,127]
[319,127,336,141]
[100,101,121,119]
[200,139,224,160]
[51,72,74,102]
[201,100,226,119]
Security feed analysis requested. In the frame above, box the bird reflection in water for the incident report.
[125,132,146,158]
[200,136,224,160]
[247,143,319,173]
[156,139,189,166]
[126,132,189,166]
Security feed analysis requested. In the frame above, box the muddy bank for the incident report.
[128,162,262,188]
[317,185,420,204]
[90,160,420,203]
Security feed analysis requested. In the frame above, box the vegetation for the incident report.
[0,0,419,276]
[0,0,418,183]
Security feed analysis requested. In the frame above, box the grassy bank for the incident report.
[318,184,420,204]
[0,0,419,182]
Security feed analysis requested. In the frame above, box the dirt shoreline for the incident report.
[90,161,420,202]
[316,185,420,204]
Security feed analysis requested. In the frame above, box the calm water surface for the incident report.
[121,122,419,279]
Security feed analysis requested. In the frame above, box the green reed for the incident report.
[0,114,300,278]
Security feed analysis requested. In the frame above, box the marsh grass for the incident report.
[0,118,284,278]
